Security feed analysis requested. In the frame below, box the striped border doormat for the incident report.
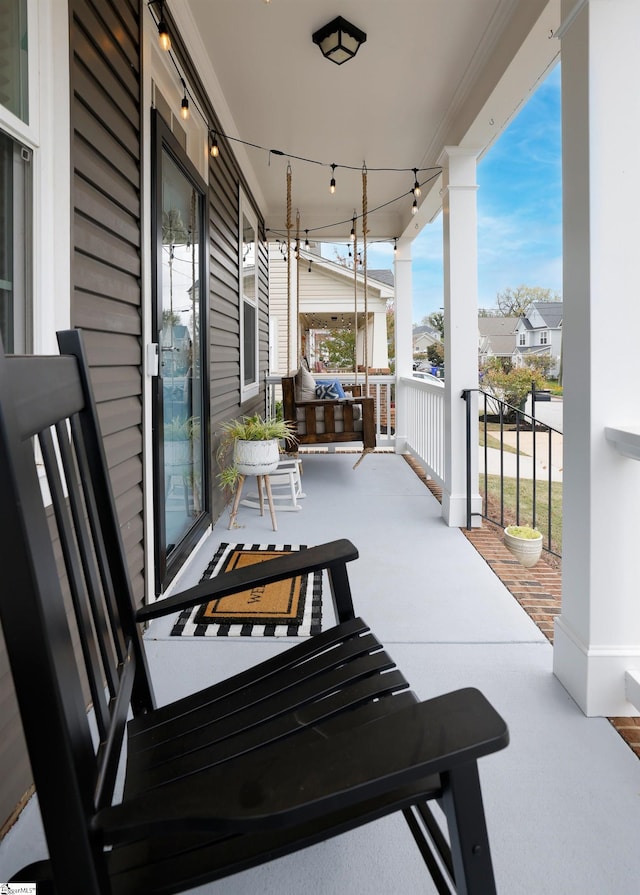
[170,543,322,637]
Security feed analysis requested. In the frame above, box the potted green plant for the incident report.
[503,524,543,567]
[216,414,297,493]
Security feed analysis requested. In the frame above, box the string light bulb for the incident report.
[413,168,421,197]
[210,132,219,158]
[350,213,356,241]
[304,230,310,249]
[180,80,189,120]
[329,163,336,194]
[412,197,418,215]
[156,1,171,51]
[393,238,398,254]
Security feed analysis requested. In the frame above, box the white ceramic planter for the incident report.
[234,439,280,476]
[503,527,543,568]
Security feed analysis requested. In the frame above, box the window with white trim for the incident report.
[0,0,33,353]
[540,330,548,345]
[240,192,259,399]
[519,332,525,346]
[0,0,29,123]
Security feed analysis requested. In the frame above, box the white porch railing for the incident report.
[266,374,446,477]
[399,375,446,486]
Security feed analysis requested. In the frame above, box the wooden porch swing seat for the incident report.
[0,330,509,895]
[281,373,376,452]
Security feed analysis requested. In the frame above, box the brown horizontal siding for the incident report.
[74,254,140,306]
[73,118,140,209]
[0,673,31,832]
[74,174,140,245]
[73,294,141,336]
[102,427,142,470]
[89,365,141,402]
[0,0,145,838]
[81,331,141,367]
[74,212,140,278]
[70,1,144,606]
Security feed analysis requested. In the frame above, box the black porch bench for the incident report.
[0,329,509,894]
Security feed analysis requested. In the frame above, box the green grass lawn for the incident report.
[480,473,563,555]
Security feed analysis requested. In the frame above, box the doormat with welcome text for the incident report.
[170,542,322,637]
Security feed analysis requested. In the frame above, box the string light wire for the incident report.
[146,2,442,237]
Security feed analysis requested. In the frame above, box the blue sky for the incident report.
[329,64,562,324]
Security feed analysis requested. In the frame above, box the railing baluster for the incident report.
[462,387,562,558]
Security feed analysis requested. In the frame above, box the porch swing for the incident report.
[282,166,376,467]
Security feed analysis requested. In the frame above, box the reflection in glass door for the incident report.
[153,113,208,588]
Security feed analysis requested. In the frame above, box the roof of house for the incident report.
[530,301,563,328]
[478,316,518,356]
[298,251,394,297]
[478,317,518,337]
[413,324,440,337]
[368,269,394,288]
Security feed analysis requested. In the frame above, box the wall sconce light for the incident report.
[312,16,367,65]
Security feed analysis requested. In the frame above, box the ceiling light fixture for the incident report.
[312,16,367,65]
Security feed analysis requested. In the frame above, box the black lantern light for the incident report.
[312,16,367,65]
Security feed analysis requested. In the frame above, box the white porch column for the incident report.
[439,147,481,527]
[371,309,389,369]
[394,238,413,453]
[554,0,640,715]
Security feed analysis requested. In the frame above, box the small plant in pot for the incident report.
[216,414,297,494]
[503,525,543,568]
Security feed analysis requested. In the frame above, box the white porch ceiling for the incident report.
[178,0,560,242]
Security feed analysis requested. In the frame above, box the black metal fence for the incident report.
[463,389,563,557]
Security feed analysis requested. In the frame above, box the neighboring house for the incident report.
[413,324,441,355]
[513,302,563,377]
[478,316,519,366]
[268,246,393,374]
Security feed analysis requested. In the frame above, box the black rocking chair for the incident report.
[0,329,509,895]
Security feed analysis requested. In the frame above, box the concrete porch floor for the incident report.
[2,451,640,893]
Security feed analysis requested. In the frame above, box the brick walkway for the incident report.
[403,455,640,759]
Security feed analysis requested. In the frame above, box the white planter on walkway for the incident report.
[503,526,543,568]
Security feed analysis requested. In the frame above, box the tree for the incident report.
[495,285,560,317]
[426,341,445,366]
[481,361,546,414]
[423,311,444,339]
[323,328,356,370]
[386,305,395,373]
[523,354,554,379]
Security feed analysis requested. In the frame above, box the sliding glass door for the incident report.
[152,112,209,590]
